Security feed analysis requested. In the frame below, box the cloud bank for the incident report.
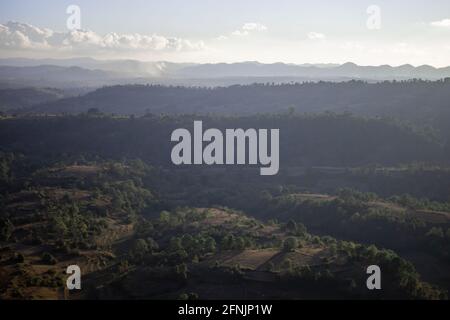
[0,21,206,55]
[231,22,268,36]
[430,19,450,28]
[307,32,326,40]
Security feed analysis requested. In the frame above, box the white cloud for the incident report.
[307,32,326,40]
[430,19,450,28]
[0,21,206,53]
[215,35,228,41]
[231,22,267,37]
[231,30,249,36]
[242,23,267,32]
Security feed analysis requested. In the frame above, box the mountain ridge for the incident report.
[1,58,450,80]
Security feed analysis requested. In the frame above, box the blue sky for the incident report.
[1,0,450,66]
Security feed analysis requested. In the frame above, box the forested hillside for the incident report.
[0,113,446,167]
[21,81,450,142]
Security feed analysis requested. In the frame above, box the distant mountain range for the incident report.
[0,58,192,78]
[174,61,450,79]
[1,58,450,88]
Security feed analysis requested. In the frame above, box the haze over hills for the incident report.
[0,87,65,112]
[174,61,450,79]
[2,57,450,142]
[1,58,450,89]
[0,58,191,77]
[0,65,121,89]
[2,58,450,143]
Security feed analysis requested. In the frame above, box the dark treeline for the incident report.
[0,113,446,168]
[18,80,450,142]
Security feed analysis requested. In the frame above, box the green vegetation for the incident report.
[0,113,449,300]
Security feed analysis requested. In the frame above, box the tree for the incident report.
[221,234,235,250]
[426,227,444,239]
[41,252,57,265]
[0,218,13,241]
[175,263,188,280]
[169,237,183,252]
[286,220,297,232]
[188,292,199,300]
[364,245,379,261]
[178,293,189,300]
[329,244,338,256]
[133,238,149,260]
[146,237,159,252]
[159,211,171,224]
[171,249,188,262]
[234,237,246,250]
[205,237,216,253]
[52,216,68,239]
[181,234,194,251]
[118,260,130,273]
[296,223,307,237]
[283,237,298,252]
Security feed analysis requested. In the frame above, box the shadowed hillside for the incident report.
[23,81,450,142]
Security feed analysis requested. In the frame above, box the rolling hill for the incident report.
[20,81,450,143]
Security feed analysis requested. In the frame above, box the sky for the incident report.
[1,0,450,66]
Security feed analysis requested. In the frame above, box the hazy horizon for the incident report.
[1,0,450,67]
[2,56,450,69]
